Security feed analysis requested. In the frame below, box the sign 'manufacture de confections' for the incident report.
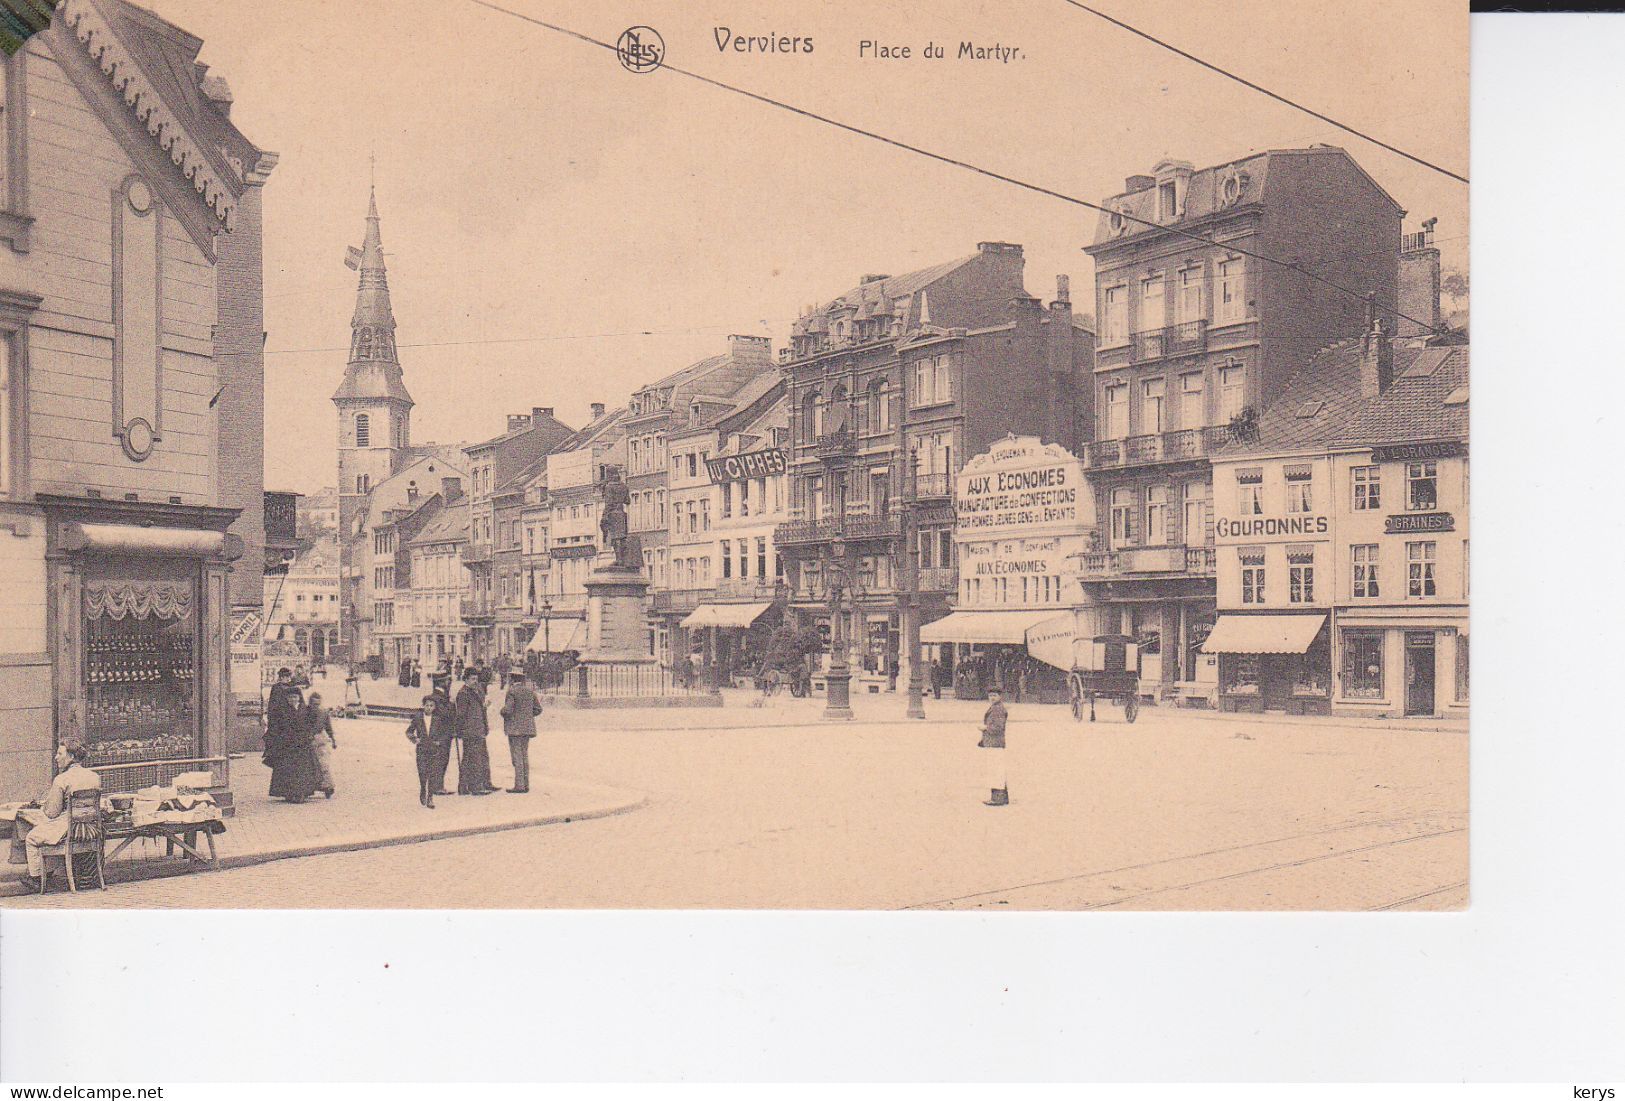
[705,448,788,484]
[954,436,1091,538]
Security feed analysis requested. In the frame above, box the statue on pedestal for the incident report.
[599,471,636,570]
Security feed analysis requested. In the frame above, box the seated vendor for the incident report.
[25,743,102,881]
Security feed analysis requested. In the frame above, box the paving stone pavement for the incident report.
[2,703,644,897]
[2,697,1467,910]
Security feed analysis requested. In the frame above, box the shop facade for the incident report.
[41,497,242,794]
[1207,455,1335,714]
[0,7,271,801]
[921,436,1092,702]
[1329,437,1468,720]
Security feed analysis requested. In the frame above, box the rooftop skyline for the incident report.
[147,0,1466,493]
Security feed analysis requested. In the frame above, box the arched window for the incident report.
[357,474,370,494]
[295,627,309,653]
[867,379,892,433]
[828,385,849,436]
[357,330,373,359]
[355,413,370,447]
[801,390,821,439]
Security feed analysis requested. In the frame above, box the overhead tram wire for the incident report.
[210,322,787,359]
[462,0,1443,335]
[1053,0,1469,186]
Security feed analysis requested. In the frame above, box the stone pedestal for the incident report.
[582,560,654,665]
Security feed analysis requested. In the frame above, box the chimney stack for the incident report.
[590,402,606,420]
[1397,217,1442,338]
[533,406,554,423]
[727,334,773,361]
[441,476,463,502]
[1054,274,1071,306]
[507,413,531,433]
[1359,298,1394,399]
[1125,174,1155,192]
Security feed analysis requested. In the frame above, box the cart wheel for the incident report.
[1124,694,1139,723]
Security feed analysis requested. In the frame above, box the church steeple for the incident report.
[333,185,413,407]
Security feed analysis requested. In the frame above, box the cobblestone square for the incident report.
[4,697,1466,910]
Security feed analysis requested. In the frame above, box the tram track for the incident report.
[904,817,1466,910]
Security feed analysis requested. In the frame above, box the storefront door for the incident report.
[1405,632,1436,716]
[1260,655,1295,711]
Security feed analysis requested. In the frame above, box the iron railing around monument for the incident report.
[566,662,715,699]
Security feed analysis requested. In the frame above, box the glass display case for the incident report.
[80,574,200,767]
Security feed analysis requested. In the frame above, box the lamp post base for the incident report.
[823,668,855,721]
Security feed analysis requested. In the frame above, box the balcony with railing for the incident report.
[1077,544,1217,580]
[1131,320,1207,362]
[460,597,495,623]
[913,473,951,499]
[1082,425,1233,470]
[714,578,783,601]
[651,588,706,614]
[918,566,957,592]
[775,510,902,546]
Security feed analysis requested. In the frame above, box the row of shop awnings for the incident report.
[681,602,774,629]
[918,609,1328,669]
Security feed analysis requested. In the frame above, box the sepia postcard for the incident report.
[0,0,1468,911]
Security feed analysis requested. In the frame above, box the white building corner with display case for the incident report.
[0,2,274,801]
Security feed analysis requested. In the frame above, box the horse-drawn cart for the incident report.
[1066,634,1142,723]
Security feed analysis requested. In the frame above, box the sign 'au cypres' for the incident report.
[954,436,1092,537]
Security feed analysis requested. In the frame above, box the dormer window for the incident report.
[1158,181,1177,221]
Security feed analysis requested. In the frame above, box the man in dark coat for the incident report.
[454,667,495,795]
[978,687,1009,807]
[500,670,542,793]
[427,683,455,795]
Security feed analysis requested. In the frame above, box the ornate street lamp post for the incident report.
[822,470,854,721]
[902,448,926,719]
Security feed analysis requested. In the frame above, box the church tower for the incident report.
[333,187,413,546]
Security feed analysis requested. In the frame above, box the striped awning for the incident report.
[1202,614,1326,655]
[682,602,772,629]
[920,609,1061,645]
[524,616,588,653]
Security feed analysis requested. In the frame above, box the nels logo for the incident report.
[617,25,665,73]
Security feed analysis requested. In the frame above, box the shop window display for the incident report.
[82,576,199,766]
[1342,631,1384,699]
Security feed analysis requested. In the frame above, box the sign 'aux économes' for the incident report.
[954,436,1092,537]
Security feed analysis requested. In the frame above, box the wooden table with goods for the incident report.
[6,795,226,886]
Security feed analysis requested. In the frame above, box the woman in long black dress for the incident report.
[266,669,319,803]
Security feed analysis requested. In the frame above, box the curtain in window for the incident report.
[84,580,194,621]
